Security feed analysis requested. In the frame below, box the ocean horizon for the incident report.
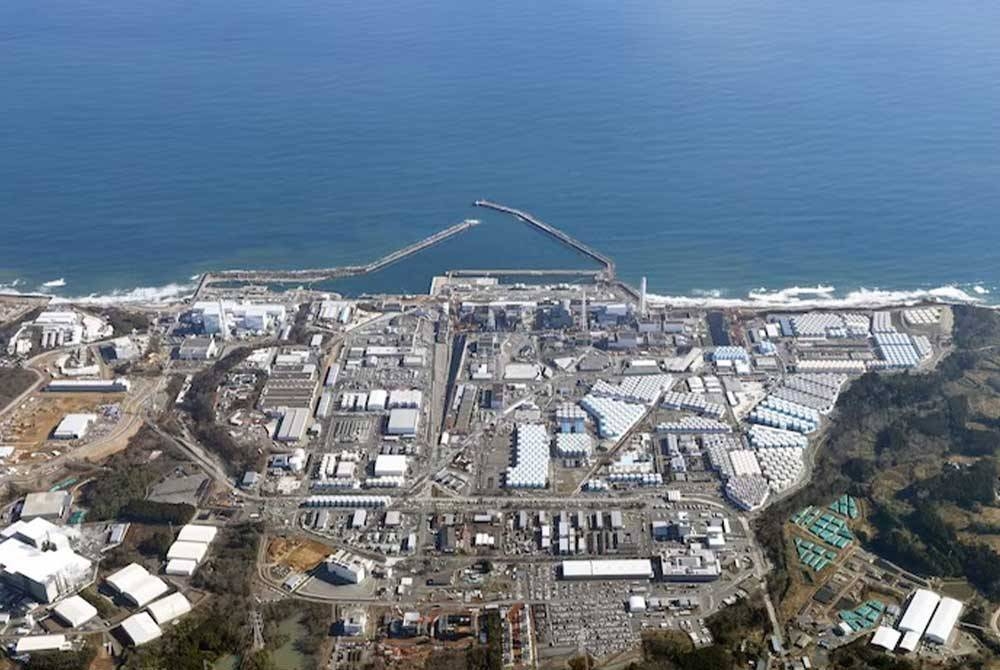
[3,0,999,305]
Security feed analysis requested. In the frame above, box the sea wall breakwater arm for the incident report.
[194,219,479,299]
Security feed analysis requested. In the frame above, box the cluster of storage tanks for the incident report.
[756,448,804,492]
[606,472,663,485]
[505,424,550,489]
[579,394,647,438]
[657,416,732,434]
[747,425,809,449]
[302,495,392,508]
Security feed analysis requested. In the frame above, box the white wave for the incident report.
[748,285,836,301]
[973,285,990,295]
[647,284,985,310]
[690,288,725,298]
[50,282,196,305]
[41,278,66,288]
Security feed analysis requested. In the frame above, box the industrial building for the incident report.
[20,490,72,521]
[165,559,198,577]
[177,524,217,544]
[119,611,162,646]
[0,518,93,603]
[105,563,169,608]
[164,524,216,575]
[870,626,902,651]
[366,389,388,411]
[276,407,312,442]
[146,592,192,625]
[52,595,98,628]
[45,378,130,393]
[191,301,287,336]
[15,635,71,653]
[386,408,420,437]
[52,413,97,440]
[925,597,963,645]
[166,541,208,564]
[660,544,722,582]
[259,356,319,413]
[351,509,368,529]
[560,559,654,580]
[324,549,375,584]
[387,389,422,409]
[175,337,218,361]
[897,588,940,635]
[374,454,408,478]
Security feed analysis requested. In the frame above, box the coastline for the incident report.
[0,277,992,312]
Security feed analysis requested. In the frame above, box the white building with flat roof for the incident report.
[374,454,408,478]
[277,407,312,442]
[52,414,97,440]
[20,490,72,521]
[15,634,70,653]
[325,549,374,584]
[386,408,419,436]
[560,559,653,580]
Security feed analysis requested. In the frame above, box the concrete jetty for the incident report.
[447,268,602,278]
[194,219,479,299]
[472,200,616,277]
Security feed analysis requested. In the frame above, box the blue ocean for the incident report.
[2,0,999,305]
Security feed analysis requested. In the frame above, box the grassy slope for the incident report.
[757,305,1000,607]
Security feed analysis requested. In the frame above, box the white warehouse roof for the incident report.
[898,589,941,635]
[165,559,198,577]
[15,634,69,653]
[276,407,311,442]
[924,597,963,645]
[105,563,148,594]
[898,630,921,652]
[105,563,169,608]
[146,592,192,625]
[53,413,97,440]
[374,454,408,477]
[177,524,217,544]
[561,559,653,580]
[386,408,420,436]
[119,612,162,646]
[870,625,901,651]
[52,595,98,628]
[167,541,208,564]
